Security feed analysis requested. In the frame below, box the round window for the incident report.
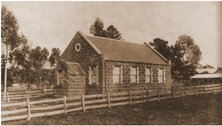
[75,43,81,52]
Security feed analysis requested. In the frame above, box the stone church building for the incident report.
[58,31,171,95]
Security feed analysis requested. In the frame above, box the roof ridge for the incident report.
[85,34,144,46]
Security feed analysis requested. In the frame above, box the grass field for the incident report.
[2,93,222,125]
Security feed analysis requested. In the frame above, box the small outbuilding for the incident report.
[54,59,86,97]
[190,67,222,85]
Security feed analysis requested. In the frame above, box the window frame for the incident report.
[131,67,137,83]
[145,68,151,83]
[91,66,97,84]
[113,66,121,84]
[158,68,164,83]
[88,65,98,85]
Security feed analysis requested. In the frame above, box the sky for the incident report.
[1,1,222,67]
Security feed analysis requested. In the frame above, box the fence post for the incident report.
[171,87,175,99]
[129,91,132,105]
[185,87,188,95]
[213,84,216,94]
[43,88,47,96]
[195,86,198,96]
[26,90,31,121]
[45,89,47,96]
[189,86,192,95]
[82,94,85,112]
[204,86,207,94]
[107,92,111,108]
[29,87,30,97]
[157,90,160,101]
[147,89,149,102]
[7,91,10,102]
[64,96,67,114]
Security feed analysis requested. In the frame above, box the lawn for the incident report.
[2,93,222,125]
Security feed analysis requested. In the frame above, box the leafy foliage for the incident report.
[1,6,22,96]
[149,38,172,60]
[49,48,61,67]
[172,35,202,79]
[106,25,122,40]
[1,6,20,50]
[1,6,58,88]
[29,46,49,85]
[10,35,31,84]
[90,18,122,40]
[149,35,202,79]
[89,18,106,37]
[198,64,214,69]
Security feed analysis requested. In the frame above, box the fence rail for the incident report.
[1,89,54,102]
[1,84,222,122]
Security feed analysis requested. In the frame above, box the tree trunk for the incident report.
[28,69,30,90]
[4,45,8,100]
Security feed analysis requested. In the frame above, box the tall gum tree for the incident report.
[1,6,20,100]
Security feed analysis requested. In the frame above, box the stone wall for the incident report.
[55,75,85,97]
[105,61,171,93]
[67,75,85,96]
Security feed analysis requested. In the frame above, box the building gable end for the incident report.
[77,31,102,55]
[143,42,169,64]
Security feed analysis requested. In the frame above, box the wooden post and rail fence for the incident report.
[1,89,54,102]
[1,84,222,122]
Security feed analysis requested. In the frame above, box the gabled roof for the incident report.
[190,73,222,79]
[56,59,85,75]
[66,62,85,75]
[78,31,169,65]
[190,68,222,79]
[215,68,222,74]
[196,69,218,74]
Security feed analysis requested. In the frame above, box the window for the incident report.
[158,69,163,83]
[75,43,81,52]
[59,71,63,84]
[145,68,151,83]
[113,67,120,84]
[113,66,123,84]
[131,67,137,83]
[91,66,96,84]
[88,66,98,84]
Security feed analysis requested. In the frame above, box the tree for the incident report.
[89,18,106,37]
[1,54,6,83]
[149,38,172,60]
[198,64,214,69]
[105,25,122,40]
[49,48,61,67]
[1,6,21,100]
[89,18,122,40]
[149,38,176,78]
[173,35,202,79]
[48,48,61,88]
[29,46,49,86]
[10,34,31,86]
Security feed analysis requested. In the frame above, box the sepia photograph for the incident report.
[1,1,222,125]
